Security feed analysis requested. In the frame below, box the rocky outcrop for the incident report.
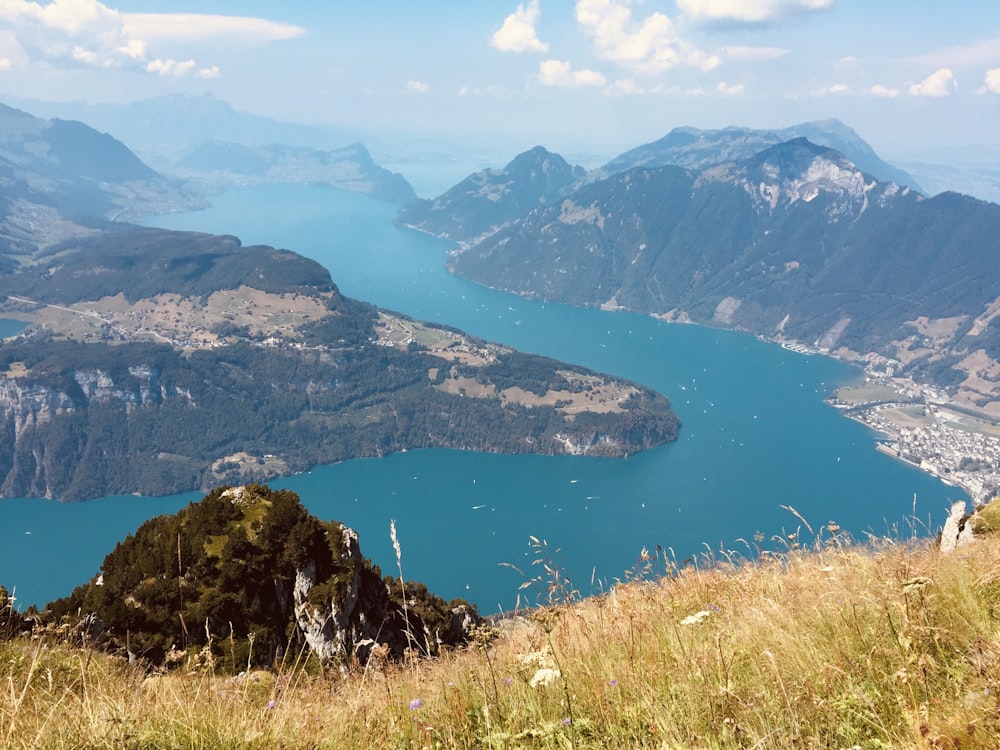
[47,485,481,668]
[940,501,977,553]
[293,522,481,664]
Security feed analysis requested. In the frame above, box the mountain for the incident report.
[11,93,358,169]
[394,120,919,246]
[0,222,679,501]
[600,119,922,193]
[47,484,479,667]
[177,141,416,203]
[448,138,1000,407]
[397,146,586,243]
[0,103,199,229]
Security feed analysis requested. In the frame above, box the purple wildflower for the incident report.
[266,699,277,710]
[409,698,423,710]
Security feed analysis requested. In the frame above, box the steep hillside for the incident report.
[7,502,1000,748]
[449,138,1000,407]
[0,103,196,226]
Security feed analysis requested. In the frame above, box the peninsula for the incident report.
[0,224,679,501]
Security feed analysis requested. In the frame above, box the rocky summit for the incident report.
[46,484,481,668]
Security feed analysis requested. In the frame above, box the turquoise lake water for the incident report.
[0,184,965,613]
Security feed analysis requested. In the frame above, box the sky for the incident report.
[1,0,999,161]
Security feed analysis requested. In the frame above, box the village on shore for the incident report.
[825,352,1000,505]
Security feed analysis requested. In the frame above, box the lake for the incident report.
[0,184,964,614]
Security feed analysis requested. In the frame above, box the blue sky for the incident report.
[1,1,999,159]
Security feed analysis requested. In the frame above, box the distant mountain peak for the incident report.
[602,120,922,193]
[396,145,586,242]
[739,138,872,214]
[747,137,848,174]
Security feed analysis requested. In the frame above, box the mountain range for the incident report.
[597,119,922,192]
[9,93,358,169]
[396,119,922,247]
[406,131,1000,414]
[0,104,679,501]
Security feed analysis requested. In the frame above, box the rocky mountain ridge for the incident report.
[445,137,1000,412]
[599,118,921,192]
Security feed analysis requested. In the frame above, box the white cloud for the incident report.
[604,78,644,95]
[407,79,430,94]
[677,0,835,24]
[0,0,301,77]
[809,82,850,97]
[908,68,956,97]
[146,58,196,77]
[0,56,11,71]
[905,36,1000,69]
[198,66,221,80]
[870,84,899,99]
[121,13,304,43]
[575,0,720,75]
[490,0,548,53]
[72,45,98,64]
[117,38,145,60]
[721,45,789,62]
[983,68,1000,95]
[538,59,605,87]
[716,81,745,95]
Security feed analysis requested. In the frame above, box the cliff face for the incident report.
[0,363,193,499]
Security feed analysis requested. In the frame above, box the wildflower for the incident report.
[504,677,513,686]
[562,717,572,726]
[680,610,712,626]
[409,698,423,710]
[529,667,560,688]
[266,699,277,710]
[608,679,618,687]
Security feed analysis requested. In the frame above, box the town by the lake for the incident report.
[829,353,1000,505]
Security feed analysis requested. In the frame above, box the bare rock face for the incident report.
[293,522,483,665]
[940,501,977,553]
[293,525,365,663]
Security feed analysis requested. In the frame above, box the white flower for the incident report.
[680,610,713,626]
[529,667,561,688]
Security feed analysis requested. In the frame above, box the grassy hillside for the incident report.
[4,508,1000,749]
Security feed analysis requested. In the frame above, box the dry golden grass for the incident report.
[5,529,1000,749]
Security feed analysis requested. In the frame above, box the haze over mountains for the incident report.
[0,103,198,254]
[13,93,1000,205]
